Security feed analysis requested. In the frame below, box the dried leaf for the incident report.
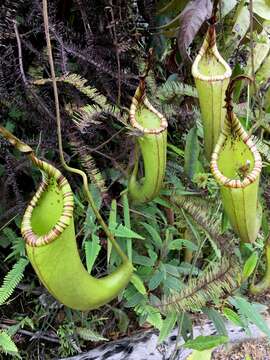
[177,0,212,60]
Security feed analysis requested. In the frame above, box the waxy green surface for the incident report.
[128,107,167,204]
[26,176,133,311]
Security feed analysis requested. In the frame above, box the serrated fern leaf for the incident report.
[173,196,235,255]
[0,331,19,356]
[69,135,108,199]
[250,135,270,162]
[157,80,198,103]
[161,258,240,314]
[62,73,107,105]
[0,258,29,305]
[76,327,108,342]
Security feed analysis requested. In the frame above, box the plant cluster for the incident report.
[0,0,270,358]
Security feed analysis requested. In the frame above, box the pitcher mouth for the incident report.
[21,157,74,247]
[191,28,232,82]
[210,115,262,189]
[130,97,168,135]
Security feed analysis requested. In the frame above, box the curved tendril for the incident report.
[210,76,262,243]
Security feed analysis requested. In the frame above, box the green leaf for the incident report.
[184,335,228,351]
[184,126,200,180]
[124,290,145,308]
[242,252,258,280]
[253,0,270,20]
[76,327,108,342]
[0,331,19,356]
[158,312,177,343]
[202,308,228,337]
[221,0,237,17]
[133,254,155,266]
[167,143,185,157]
[148,270,164,291]
[229,296,270,338]
[223,307,245,327]
[85,234,101,273]
[140,222,162,249]
[164,274,182,291]
[169,239,198,251]
[245,28,270,75]
[0,258,28,306]
[130,274,147,295]
[144,305,163,331]
[181,312,193,341]
[114,224,144,240]
[232,1,250,42]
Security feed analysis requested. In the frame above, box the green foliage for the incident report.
[242,252,259,280]
[184,126,200,180]
[0,258,28,305]
[162,259,239,313]
[76,327,108,342]
[202,307,228,337]
[157,80,198,103]
[184,335,228,351]
[57,324,77,357]
[0,331,19,358]
[158,312,178,343]
[229,296,270,338]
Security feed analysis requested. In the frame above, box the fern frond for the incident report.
[76,327,108,342]
[250,135,270,162]
[173,196,235,254]
[0,258,29,305]
[157,80,198,103]
[69,135,108,199]
[61,73,107,106]
[33,73,108,107]
[161,258,240,314]
[0,331,19,356]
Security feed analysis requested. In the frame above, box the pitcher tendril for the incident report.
[211,75,262,243]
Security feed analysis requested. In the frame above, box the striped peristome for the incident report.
[21,154,74,247]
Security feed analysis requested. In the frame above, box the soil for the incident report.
[212,338,270,360]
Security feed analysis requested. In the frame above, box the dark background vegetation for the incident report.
[1,0,270,358]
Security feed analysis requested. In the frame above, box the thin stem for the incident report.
[13,21,27,84]
[249,0,257,95]
[42,0,128,262]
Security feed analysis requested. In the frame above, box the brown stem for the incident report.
[136,48,155,102]
[211,0,220,21]
[13,21,27,84]
[225,75,253,122]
